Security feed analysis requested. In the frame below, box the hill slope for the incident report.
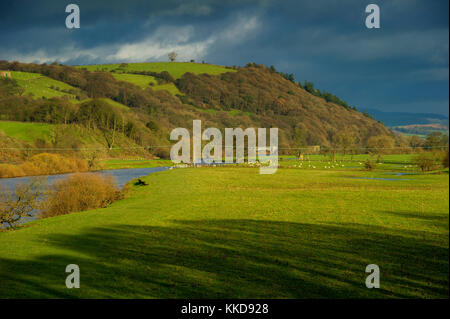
[0,61,394,161]
[76,62,235,79]
[176,65,391,146]
[8,71,80,100]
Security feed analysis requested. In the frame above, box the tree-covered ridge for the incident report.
[0,60,394,162]
[264,64,357,112]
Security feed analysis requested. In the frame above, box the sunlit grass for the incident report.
[0,120,54,143]
[101,158,173,169]
[0,166,447,298]
[77,62,235,79]
[10,71,78,99]
[112,73,157,88]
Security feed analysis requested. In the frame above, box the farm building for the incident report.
[0,71,11,78]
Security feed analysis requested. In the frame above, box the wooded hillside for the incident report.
[0,61,396,162]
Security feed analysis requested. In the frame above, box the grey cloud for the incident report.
[0,0,448,115]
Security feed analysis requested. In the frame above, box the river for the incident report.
[0,167,170,224]
[0,166,170,190]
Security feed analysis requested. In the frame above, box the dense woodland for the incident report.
[0,60,436,162]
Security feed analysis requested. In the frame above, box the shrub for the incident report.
[0,164,25,178]
[414,151,443,172]
[27,153,89,175]
[0,153,90,178]
[18,162,40,176]
[364,159,376,171]
[40,173,122,218]
[146,120,160,131]
[153,147,170,159]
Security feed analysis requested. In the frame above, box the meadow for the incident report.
[77,62,235,79]
[0,121,54,143]
[276,154,420,171]
[10,71,78,99]
[111,73,183,95]
[100,63,228,95]
[0,162,448,298]
[111,73,158,88]
[100,158,173,169]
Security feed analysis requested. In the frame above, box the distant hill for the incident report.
[1,61,393,161]
[361,108,449,127]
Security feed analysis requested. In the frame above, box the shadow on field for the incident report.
[0,219,448,298]
[380,210,450,224]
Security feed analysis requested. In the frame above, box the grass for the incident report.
[10,71,78,99]
[0,164,448,298]
[276,154,421,172]
[77,62,235,79]
[112,73,157,88]
[0,121,54,143]
[99,98,130,110]
[111,72,182,96]
[0,119,154,166]
[151,83,182,95]
[77,61,234,96]
[72,98,130,111]
[188,105,251,116]
[101,159,173,169]
[228,109,251,116]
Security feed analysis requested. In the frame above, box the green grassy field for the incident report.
[10,71,78,99]
[77,62,235,79]
[151,83,182,95]
[112,73,158,88]
[276,154,422,172]
[101,158,173,169]
[111,72,182,95]
[0,121,54,143]
[85,62,231,96]
[0,165,448,298]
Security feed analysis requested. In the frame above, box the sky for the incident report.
[0,0,448,115]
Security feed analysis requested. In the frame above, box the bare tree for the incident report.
[409,135,424,150]
[367,135,395,162]
[168,51,178,62]
[0,178,46,230]
[335,129,356,161]
[86,151,101,170]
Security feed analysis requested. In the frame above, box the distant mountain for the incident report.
[361,108,449,127]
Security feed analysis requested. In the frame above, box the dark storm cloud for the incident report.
[0,0,448,115]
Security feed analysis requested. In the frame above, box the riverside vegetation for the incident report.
[0,172,123,229]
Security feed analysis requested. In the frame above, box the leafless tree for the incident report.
[367,135,395,162]
[0,178,46,230]
[335,129,356,161]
